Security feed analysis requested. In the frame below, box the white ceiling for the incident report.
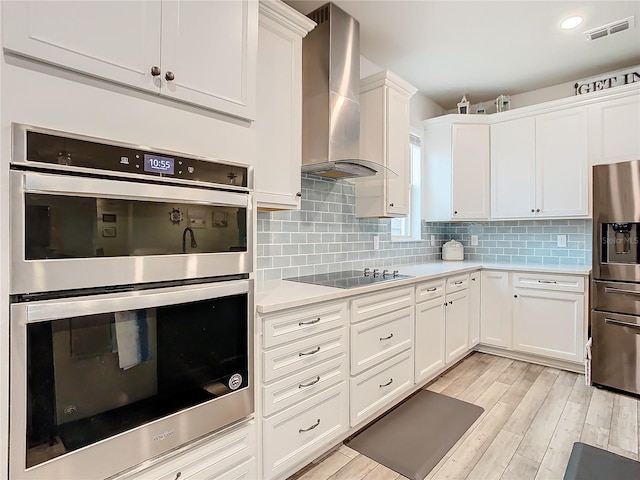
[285,0,640,110]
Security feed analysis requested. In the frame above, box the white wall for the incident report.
[360,55,443,127]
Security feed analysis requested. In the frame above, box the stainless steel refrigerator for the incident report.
[591,159,640,396]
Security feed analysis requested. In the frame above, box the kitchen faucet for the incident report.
[182,227,198,253]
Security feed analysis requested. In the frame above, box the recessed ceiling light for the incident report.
[561,16,584,30]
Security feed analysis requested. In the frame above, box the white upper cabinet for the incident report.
[536,107,589,217]
[254,0,315,210]
[422,117,490,221]
[356,70,417,218]
[451,124,491,219]
[491,106,589,219]
[589,92,640,165]
[491,117,536,218]
[3,0,258,120]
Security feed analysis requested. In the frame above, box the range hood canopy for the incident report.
[301,3,396,180]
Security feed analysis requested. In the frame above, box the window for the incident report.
[391,131,422,241]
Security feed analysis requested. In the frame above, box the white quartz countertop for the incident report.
[255,261,591,314]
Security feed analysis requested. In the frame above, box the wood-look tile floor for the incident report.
[288,352,640,480]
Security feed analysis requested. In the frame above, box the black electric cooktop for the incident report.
[285,269,413,289]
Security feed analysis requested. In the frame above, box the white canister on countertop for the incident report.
[442,239,464,261]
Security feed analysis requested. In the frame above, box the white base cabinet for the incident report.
[414,278,446,383]
[468,273,481,347]
[445,289,469,364]
[480,271,511,348]
[116,421,256,480]
[349,287,414,427]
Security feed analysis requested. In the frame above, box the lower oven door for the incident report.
[591,310,640,395]
[10,169,252,294]
[10,279,253,480]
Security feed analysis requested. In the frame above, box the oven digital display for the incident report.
[144,154,175,175]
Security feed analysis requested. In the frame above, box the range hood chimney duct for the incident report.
[301,3,392,179]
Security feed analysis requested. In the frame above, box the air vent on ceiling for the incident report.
[584,16,635,41]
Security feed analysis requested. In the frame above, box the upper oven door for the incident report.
[10,169,253,294]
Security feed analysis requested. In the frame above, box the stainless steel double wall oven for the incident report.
[8,125,254,479]
[592,159,640,397]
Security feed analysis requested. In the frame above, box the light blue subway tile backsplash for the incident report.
[256,175,592,281]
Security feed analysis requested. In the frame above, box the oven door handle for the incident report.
[605,318,640,331]
[22,279,252,323]
[21,170,248,207]
[604,287,640,297]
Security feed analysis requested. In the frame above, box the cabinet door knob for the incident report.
[165,71,175,81]
[389,203,394,207]
[151,66,161,76]
[454,210,458,214]
[514,294,518,298]
[536,208,540,213]
[531,209,535,213]
[296,192,302,197]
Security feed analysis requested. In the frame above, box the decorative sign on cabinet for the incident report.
[3,0,259,120]
[356,70,417,218]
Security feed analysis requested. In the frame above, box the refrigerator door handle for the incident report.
[604,287,640,296]
[605,317,640,331]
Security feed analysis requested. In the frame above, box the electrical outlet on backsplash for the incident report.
[255,175,592,281]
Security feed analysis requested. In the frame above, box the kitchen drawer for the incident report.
[350,306,414,375]
[415,278,446,302]
[263,354,348,417]
[209,457,257,480]
[445,273,470,294]
[124,421,256,480]
[262,327,347,383]
[262,301,348,349]
[263,382,349,480]
[351,286,414,324]
[350,349,414,427]
[512,272,585,293]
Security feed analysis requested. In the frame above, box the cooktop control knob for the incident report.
[382,269,389,278]
[364,267,370,277]
[392,270,399,277]
[372,268,380,278]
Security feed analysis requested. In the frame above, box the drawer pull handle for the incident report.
[299,346,320,357]
[299,419,321,433]
[299,317,320,326]
[379,378,393,388]
[605,318,640,331]
[426,287,438,292]
[604,287,640,296]
[299,376,321,388]
[379,333,394,341]
[453,280,464,285]
[174,473,182,480]
[537,280,557,284]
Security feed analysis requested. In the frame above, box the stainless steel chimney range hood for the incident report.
[301,3,395,180]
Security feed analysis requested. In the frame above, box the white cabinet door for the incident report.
[386,86,411,215]
[254,2,313,209]
[451,124,490,219]
[468,273,481,348]
[480,270,511,348]
[414,297,446,383]
[512,288,585,363]
[3,1,161,93]
[589,94,640,165]
[535,107,589,217]
[161,0,258,119]
[490,117,536,218]
[445,289,469,364]
[356,71,416,218]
